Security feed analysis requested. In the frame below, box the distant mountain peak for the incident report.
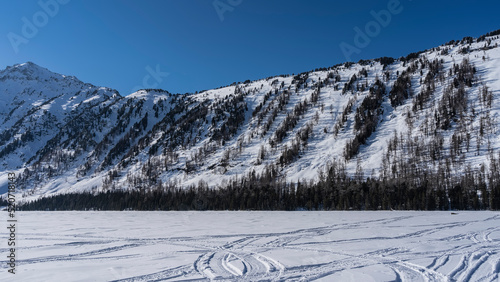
[1,61,79,82]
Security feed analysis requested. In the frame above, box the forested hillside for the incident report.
[3,30,500,210]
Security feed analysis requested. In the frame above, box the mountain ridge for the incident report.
[1,29,500,206]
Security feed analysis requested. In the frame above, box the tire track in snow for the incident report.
[428,254,450,271]
[15,243,143,266]
[457,251,491,282]
[396,261,447,282]
[483,256,500,282]
[221,253,246,276]
[448,254,469,281]
[193,250,284,280]
[482,226,500,243]
[253,252,286,276]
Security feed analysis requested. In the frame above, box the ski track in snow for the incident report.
[1,211,499,281]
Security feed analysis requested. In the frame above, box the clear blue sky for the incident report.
[1,0,499,95]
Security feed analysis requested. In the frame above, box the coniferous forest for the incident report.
[21,152,500,211]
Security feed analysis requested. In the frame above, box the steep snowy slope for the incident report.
[1,31,500,202]
[107,33,500,192]
[0,62,120,169]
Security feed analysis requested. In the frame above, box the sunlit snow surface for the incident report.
[1,211,499,281]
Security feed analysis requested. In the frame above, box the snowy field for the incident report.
[1,211,500,281]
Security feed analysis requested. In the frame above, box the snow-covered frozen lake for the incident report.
[1,211,499,281]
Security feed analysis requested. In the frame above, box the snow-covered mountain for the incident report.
[2,30,500,202]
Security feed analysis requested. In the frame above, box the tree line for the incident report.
[20,155,500,211]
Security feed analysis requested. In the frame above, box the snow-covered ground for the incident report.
[1,211,499,281]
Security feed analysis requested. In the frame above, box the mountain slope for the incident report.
[2,31,500,203]
[0,62,120,170]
